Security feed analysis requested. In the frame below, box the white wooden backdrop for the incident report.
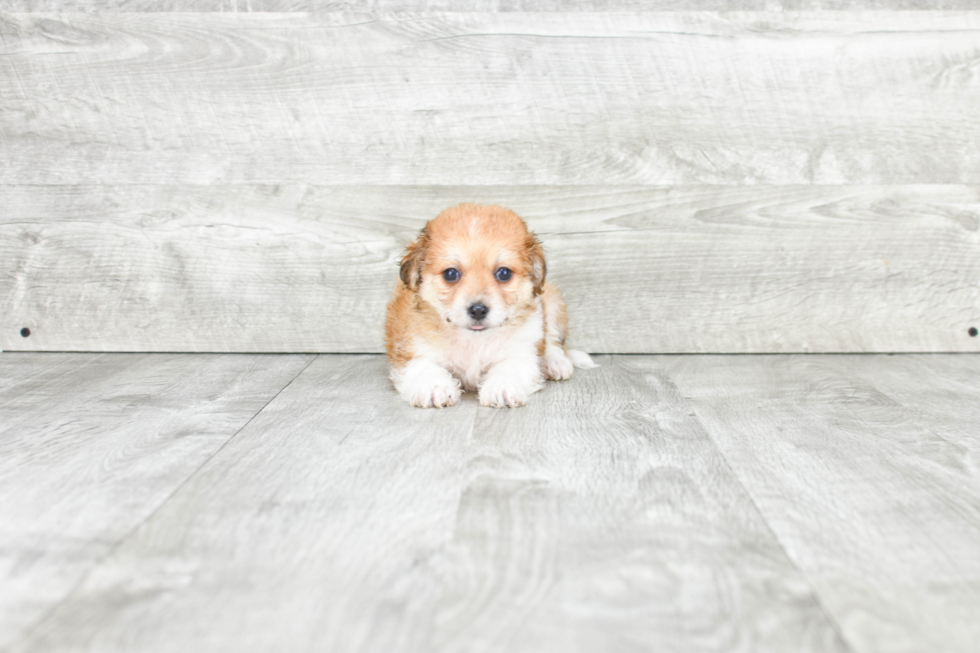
[1,7,978,352]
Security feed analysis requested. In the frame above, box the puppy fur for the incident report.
[385,203,596,408]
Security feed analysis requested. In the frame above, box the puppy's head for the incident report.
[399,204,545,333]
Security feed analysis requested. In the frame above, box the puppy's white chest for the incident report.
[445,330,509,391]
[445,310,543,392]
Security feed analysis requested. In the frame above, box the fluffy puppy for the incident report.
[385,203,596,408]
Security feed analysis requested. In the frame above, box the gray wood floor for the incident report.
[2,352,978,653]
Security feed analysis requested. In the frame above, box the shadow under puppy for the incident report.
[386,203,596,408]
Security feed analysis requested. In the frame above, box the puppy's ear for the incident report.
[525,233,547,295]
[399,227,430,290]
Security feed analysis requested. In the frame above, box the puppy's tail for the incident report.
[567,349,599,369]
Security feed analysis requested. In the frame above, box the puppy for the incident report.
[385,203,596,408]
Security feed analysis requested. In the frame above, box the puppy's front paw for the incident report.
[478,367,543,408]
[542,348,574,381]
[479,378,528,408]
[393,362,462,408]
[410,378,461,408]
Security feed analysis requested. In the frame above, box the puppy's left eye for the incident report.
[495,267,512,282]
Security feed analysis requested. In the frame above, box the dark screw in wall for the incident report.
[20,327,31,337]
[970,327,979,337]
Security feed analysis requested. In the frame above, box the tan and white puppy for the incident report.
[385,203,596,408]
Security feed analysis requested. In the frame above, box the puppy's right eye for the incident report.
[442,268,460,282]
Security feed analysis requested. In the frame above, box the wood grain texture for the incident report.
[667,354,980,653]
[8,1,980,11]
[3,11,980,185]
[0,352,313,652]
[11,354,847,653]
[2,185,977,353]
[834,354,980,464]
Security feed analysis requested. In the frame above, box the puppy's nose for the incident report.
[467,303,489,321]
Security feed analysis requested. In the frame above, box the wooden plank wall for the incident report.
[1,5,978,352]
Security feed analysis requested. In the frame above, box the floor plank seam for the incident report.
[678,399,859,653]
[7,353,321,652]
